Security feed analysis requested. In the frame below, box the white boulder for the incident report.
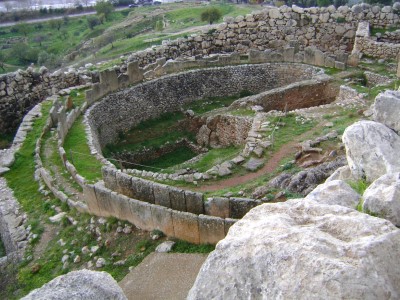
[342,120,400,182]
[22,270,127,299]
[304,180,360,209]
[188,200,400,299]
[363,172,400,226]
[372,90,400,132]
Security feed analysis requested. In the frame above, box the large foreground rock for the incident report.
[363,172,400,227]
[22,270,127,300]
[373,90,400,132]
[304,179,360,209]
[188,200,400,299]
[343,120,400,182]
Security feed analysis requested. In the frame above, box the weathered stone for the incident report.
[22,270,127,299]
[188,200,400,299]
[363,172,400,226]
[305,180,361,209]
[372,90,400,132]
[244,158,264,171]
[204,197,230,218]
[155,241,175,253]
[343,120,400,182]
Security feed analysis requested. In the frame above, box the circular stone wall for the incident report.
[87,63,324,152]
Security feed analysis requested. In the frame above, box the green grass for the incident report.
[63,116,102,182]
[0,10,129,73]
[171,240,215,253]
[177,146,241,173]
[133,145,197,171]
[68,88,89,108]
[348,179,369,195]
[266,114,316,151]
[184,91,253,115]
[104,111,194,156]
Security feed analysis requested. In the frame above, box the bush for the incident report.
[12,43,39,64]
[87,15,101,30]
[37,50,61,69]
[201,8,222,25]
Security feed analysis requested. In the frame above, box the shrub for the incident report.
[200,8,222,25]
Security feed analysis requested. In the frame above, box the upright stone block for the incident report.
[110,192,132,221]
[127,198,154,231]
[102,166,118,191]
[151,204,175,237]
[169,188,186,212]
[99,69,118,93]
[229,198,260,219]
[283,47,295,62]
[153,183,171,208]
[304,47,316,65]
[199,215,225,245]
[116,172,134,198]
[93,183,114,217]
[185,191,204,215]
[204,197,230,218]
[127,61,144,84]
[135,178,155,204]
[314,49,325,67]
[83,184,101,216]
[171,211,200,244]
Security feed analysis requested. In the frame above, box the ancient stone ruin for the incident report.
[1,3,400,299]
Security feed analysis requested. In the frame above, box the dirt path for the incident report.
[192,123,324,193]
[42,133,85,203]
[119,252,207,300]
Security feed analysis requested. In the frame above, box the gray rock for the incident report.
[326,165,355,182]
[188,200,400,299]
[363,172,400,226]
[155,241,175,253]
[372,90,400,133]
[244,158,264,171]
[305,180,360,209]
[343,121,400,182]
[22,270,127,299]
[96,257,106,268]
[0,167,10,175]
[49,212,66,223]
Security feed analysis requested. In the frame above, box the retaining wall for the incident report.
[102,166,260,220]
[353,21,400,59]
[0,67,88,135]
[125,4,400,67]
[87,63,324,151]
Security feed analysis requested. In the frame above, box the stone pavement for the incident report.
[119,252,207,300]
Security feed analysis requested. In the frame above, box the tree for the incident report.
[5,2,12,12]
[316,0,331,7]
[95,0,114,21]
[33,34,47,46]
[14,22,30,37]
[49,19,63,31]
[201,8,222,25]
[12,43,39,64]
[87,15,101,30]
[155,19,164,32]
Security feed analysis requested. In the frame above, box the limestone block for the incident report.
[185,191,204,215]
[325,56,335,68]
[229,198,260,219]
[304,47,316,65]
[151,204,175,237]
[314,49,325,67]
[93,183,114,217]
[205,197,230,218]
[305,180,361,209]
[199,215,225,245]
[153,183,171,208]
[343,120,400,182]
[99,69,118,93]
[116,172,134,198]
[373,90,400,132]
[335,61,346,70]
[283,47,295,62]
[102,166,118,191]
[22,270,127,300]
[169,188,186,212]
[363,172,400,226]
[109,193,132,221]
[127,198,154,231]
[188,199,400,299]
[134,178,155,204]
[171,211,200,244]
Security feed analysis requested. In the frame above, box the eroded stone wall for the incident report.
[0,67,87,135]
[87,63,323,152]
[125,4,400,67]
